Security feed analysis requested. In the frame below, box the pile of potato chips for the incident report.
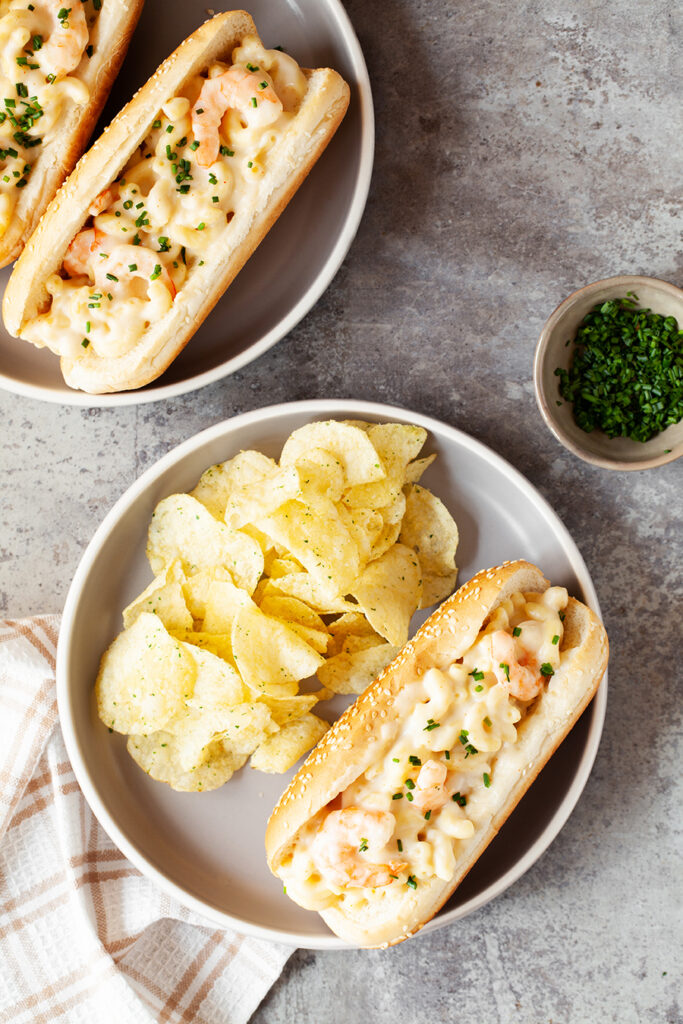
[95,420,459,791]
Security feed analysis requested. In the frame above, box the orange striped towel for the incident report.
[0,617,292,1024]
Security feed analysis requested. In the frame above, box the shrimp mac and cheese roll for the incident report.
[266,560,608,947]
[0,0,144,267]
[3,10,349,392]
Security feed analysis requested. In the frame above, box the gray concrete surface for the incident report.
[1,0,681,1021]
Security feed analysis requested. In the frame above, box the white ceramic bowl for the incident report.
[57,399,608,947]
[0,0,374,406]
[534,275,683,470]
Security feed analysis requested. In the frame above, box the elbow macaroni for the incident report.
[278,586,569,908]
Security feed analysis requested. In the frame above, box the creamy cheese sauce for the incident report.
[278,586,569,911]
[0,0,97,237]
[22,36,307,360]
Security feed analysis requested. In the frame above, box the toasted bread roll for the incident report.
[3,10,349,392]
[266,560,608,947]
[0,0,144,268]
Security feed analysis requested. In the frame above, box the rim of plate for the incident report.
[0,0,375,407]
[57,399,608,948]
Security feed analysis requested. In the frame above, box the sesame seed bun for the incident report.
[266,560,609,946]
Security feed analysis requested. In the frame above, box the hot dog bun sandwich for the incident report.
[3,10,349,393]
[0,0,144,268]
[266,560,608,947]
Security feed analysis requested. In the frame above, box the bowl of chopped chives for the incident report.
[534,275,683,470]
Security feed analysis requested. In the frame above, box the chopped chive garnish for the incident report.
[474,684,484,692]
[424,810,431,820]
[469,668,485,681]
[85,321,90,332]
[212,195,218,202]
[392,757,399,763]
[405,792,414,802]
[150,264,162,280]
[512,626,522,637]
[555,297,683,442]
[541,663,554,677]
[81,338,89,347]
[408,755,421,766]
[483,716,492,727]
[219,145,234,157]
[552,634,560,644]
[190,140,199,150]
[452,792,467,806]
[483,772,491,788]
[444,750,450,760]
[397,839,403,852]
[424,718,440,731]
[166,124,173,133]
[392,792,403,800]
[358,838,368,853]
[406,875,417,889]
[196,222,205,230]
[152,119,161,128]
[499,662,510,681]
[404,778,415,790]
[105,273,118,282]
[128,263,137,272]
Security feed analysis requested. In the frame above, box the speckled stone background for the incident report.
[1,0,681,1021]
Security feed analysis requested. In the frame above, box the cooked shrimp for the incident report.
[488,630,543,701]
[93,244,176,299]
[39,0,89,78]
[311,807,407,888]
[88,187,117,217]
[412,759,449,813]
[63,227,112,277]
[63,230,175,299]
[191,65,283,167]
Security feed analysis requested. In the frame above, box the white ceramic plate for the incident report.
[58,400,608,948]
[0,1,374,406]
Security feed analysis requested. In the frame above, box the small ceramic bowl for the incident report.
[534,275,683,470]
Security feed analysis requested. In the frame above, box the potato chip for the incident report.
[189,451,278,519]
[168,700,277,769]
[258,498,360,599]
[174,630,234,666]
[327,612,378,638]
[260,693,320,725]
[96,613,195,734]
[127,732,244,792]
[264,553,303,579]
[342,423,426,509]
[280,421,386,487]
[405,453,437,483]
[201,578,251,634]
[273,572,359,614]
[250,713,329,773]
[147,494,263,594]
[318,641,400,695]
[337,505,384,566]
[182,645,244,708]
[224,464,301,531]
[122,564,192,633]
[258,593,327,631]
[350,543,422,646]
[399,483,459,608]
[231,602,324,692]
[294,447,345,507]
[180,566,232,620]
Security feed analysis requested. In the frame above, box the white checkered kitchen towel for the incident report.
[0,617,292,1024]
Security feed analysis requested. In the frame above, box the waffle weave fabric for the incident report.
[0,616,291,1024]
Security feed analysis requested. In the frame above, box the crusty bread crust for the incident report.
[0,0,145,268]
[2,10,350,392]
[266,560,609,947]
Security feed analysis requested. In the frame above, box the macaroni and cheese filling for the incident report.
[0,0,97,237]
[278,586,569,912]
[22,36,308,359]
